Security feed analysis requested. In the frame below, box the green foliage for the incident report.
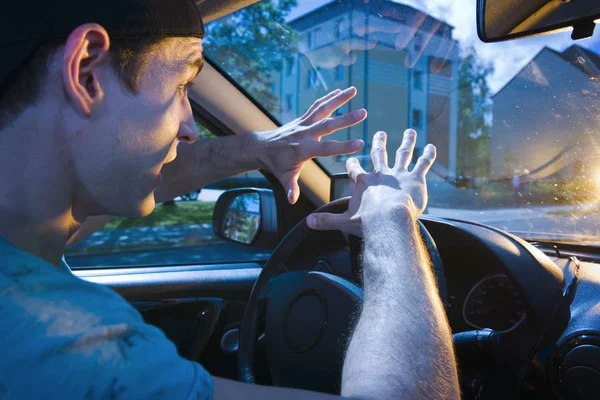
[104,202,216,230]
[196,122,216,139]
[204,0,299,115]
[457,46,494,179]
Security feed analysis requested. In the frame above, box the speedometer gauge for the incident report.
[463,274,526,333]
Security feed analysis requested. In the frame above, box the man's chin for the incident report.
[137,196,157,217]
[81,191,157,219]
[114,194,156,218]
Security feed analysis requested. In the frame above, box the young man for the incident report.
[0,1,459,399]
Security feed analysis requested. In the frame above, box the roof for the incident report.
[288,0,454,34]
[493,45,600,97]
[559,45,600,79]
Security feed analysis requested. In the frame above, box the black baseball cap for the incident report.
[0,0,205,92]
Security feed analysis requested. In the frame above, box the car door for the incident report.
[64,123,277,380]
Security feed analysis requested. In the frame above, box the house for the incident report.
[271,0,460,178]
[490,45,600,182]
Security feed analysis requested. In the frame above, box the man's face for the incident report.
[71,38,203,218]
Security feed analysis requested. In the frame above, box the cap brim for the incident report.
[0,41,43,91]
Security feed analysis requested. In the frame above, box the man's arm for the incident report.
[154,133,262,203]
[342,209,458,398]
[210,129,459,399]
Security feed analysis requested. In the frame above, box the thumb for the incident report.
[284,170,301,204]
[307,212,347,231]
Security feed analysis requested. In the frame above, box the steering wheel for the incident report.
[238,198,447,394]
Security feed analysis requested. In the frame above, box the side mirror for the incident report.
[477,0,600,43]
[330,173,354,202]
[212,188,278,249]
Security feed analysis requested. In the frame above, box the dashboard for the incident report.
[304,212,600,399]
[419,217,553,337]
[419,216,600,400]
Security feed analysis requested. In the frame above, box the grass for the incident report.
[66,236,222,256]
[104,201,216,230]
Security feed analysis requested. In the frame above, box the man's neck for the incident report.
[0,108,84,266]
[0,209,82,266]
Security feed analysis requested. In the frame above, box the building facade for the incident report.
[491,45,600,182]
[271,0,460,177]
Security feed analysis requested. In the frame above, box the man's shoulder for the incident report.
[0,248,214,400]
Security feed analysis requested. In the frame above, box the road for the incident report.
[65,222,270,268]
[66,240,270,268]
[426,174,600,242]
[428,203,600,243]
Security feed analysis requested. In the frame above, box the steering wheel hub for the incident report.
[284,290,327,354]
[264,271,362,393]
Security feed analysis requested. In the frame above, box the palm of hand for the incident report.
[309,130,436,237]
[258,87,367,203]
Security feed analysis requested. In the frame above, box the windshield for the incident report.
[205,0,600,244]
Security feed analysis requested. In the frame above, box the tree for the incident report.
[457,46,494,182]
[203,0,299,115]
[196,122,215,139]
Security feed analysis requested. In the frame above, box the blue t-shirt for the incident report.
[0,237,213,399]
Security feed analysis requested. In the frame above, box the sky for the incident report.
[287,0,600,93]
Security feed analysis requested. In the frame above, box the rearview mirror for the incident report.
[477,0,600,43]
[212,188,278,249]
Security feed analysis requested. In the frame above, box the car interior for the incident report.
[67,0,600,399]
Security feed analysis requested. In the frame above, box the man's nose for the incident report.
[177,117,200,144]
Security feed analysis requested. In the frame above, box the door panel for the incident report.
[74,264,260,380]
[77,264,261,301]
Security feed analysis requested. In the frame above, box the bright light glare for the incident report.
[595,171,600,186]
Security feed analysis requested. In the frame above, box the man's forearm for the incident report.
[341,208,459,399]
[155,133,263,203]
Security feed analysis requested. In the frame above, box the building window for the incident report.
[335,65,344,81]
[334,19,342,40]
[412,109,423,128]
[269,82,276,95]
[285,94,293,112]
[307,29,321,49]
[413,32,422,53]
[285,57,294,77]
[413,70,423,90]
[307,69,319,88]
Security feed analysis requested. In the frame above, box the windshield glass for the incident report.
[205,0,600,244]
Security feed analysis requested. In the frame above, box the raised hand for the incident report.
[307,129,436,236]
[257,87,367,204]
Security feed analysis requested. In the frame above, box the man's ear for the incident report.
[62,24,110,117]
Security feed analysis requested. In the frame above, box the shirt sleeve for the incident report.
[58,256,213,399]
[1,250,213,400]
[63,320,214,400]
